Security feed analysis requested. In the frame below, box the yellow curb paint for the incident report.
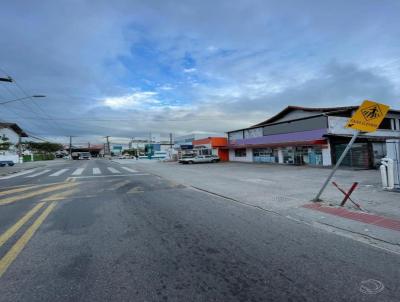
[0,202,57,278]
[0,183,77,206]
[0,202,45,248]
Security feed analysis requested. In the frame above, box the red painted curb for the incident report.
[302,203,400,232]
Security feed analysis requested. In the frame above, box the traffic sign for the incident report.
[346,100,390,132]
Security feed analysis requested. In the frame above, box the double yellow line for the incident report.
[0,183,79,278]
[0,182,77,206]
[0,202,56,277]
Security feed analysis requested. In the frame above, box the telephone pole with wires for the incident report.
[104,136,111,156]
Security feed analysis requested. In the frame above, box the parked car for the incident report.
[179,155,220,164]
[0,161,14,167]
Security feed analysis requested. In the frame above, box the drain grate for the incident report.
[270,195,292,202]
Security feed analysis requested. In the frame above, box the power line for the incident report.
[0,116,234,122]
[0,86,44,129]
[0,67,70,135]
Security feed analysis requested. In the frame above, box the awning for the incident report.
[225,139,327,149]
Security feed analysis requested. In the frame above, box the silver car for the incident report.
[179,155,220,164]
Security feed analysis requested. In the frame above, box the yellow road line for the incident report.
[0,181,69,192]
[127,186,144,194]
[0,184,43,197]
[0,182,77,206]
[0,202,57,277]
[41,188,80,201]
[106,180,131,191]
[0,202,46,248]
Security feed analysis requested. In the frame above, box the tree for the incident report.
[0,135,12,151]
[24,141,63,153]
[122,149,137,156]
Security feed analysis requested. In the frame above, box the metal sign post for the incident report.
[313,131,360,201]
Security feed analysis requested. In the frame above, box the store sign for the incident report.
[346,100,390,132]
[180,145,193,150]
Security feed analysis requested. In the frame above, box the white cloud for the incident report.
[103,91,159,109]
[158,84,174,91]
[183,68,197,73]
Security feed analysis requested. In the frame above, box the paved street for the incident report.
[0,159,399,301]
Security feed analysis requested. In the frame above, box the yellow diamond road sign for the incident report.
[346,100,390,132]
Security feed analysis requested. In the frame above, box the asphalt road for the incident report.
[0,159,399,301]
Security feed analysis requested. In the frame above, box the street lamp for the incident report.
[0,95,46,105]
[0,76,13,82]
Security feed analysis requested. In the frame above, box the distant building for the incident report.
[227,106,400,169]
[174,133,223,157]
[192,137,228,161]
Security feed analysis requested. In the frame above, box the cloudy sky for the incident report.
[0,0,399,144]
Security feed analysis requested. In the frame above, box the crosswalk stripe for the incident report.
[49,168,69,177]
[71,168,84,176]
[93,168,101,175]
[0,169,36,180]
[121,167,138,173]
[26,169,51,178]
[107,167,121,174]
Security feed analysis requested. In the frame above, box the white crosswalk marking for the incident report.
[93,168,101,175]
[49,168,69,177]
[72,168,84,176]
[107,167,121,174]
[0,169,36,180]
[26,169,51,178]
[121,167,138,173]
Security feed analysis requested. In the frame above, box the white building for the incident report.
[0,122,28,163]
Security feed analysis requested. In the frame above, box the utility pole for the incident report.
[18,135,22,163]
[69,136,73,159]
[105,136,111,156]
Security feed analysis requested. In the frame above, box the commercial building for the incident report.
[192,137,229,161]
[227,106,400,169]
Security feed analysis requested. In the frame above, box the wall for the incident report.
[322,145,332,166]
[229,128,327,147]
[268,111,322,123]
[244,128,263,139]
[263,116,327,136]
[328,116,400,137]
[229,148,253,162]
[0,128,19,144]
[218,149,229,161]
[228,131,244,141]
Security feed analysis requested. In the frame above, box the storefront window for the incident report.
[307,147,323,165]
[235,148,246,157]
[197,148,212,156]
[282,147,294,164]
[253,148,277,163]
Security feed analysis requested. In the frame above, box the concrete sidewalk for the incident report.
[114,159,400,253]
